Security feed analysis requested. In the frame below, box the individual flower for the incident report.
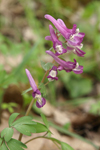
[66,43,85,57]
[25,69,46,108]
[46,50,83,74]
[45,25,67,56]
[45,14,72,39]
[47,66,58,81]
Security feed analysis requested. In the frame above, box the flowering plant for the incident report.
[0,14,86,150]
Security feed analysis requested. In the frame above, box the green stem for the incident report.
[24,136,61,150]
[41,59,55,83]
[18,98,35,141]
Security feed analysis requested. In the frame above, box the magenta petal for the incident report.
[75,48,86,57]
[57,66,63,71]
[45,14,67,38]
[57,19,67,30]
[32,89,41,98]
[73,66,83,74]
[46,50,68,68]
[45,36,52,41]
[36,97,46,108]
[25,69,37,91]
[49,25,58,42]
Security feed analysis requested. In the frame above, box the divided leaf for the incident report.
[41,61,53,71]
[41,113,49,128]
[7,138,27,150]
[8,113,19,127]
[14,124,36,136]
[38,83,47,97]
[0,138,3,146]
[11,116,36,126]
[0,142,8,150]
[33,122,48,133]
[1,128,14,142]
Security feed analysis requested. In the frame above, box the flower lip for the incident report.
[47,66,58,81]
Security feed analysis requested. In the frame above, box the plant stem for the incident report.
[41,59,55,83]
[18,98,35,141]
[24,136,61,150]
[41,70,50,83]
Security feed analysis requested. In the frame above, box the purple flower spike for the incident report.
[45,14,85,54]
[45,25,67,55]
[45,14,68,39]
[47,66,58,81]
[45,15,79,40]
[46,51,83,74]
[25,69,46,108]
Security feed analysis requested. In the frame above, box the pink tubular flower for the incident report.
[45,25,67,56]
[46,51,83,74]
[47,66,58,81]
[25,69,46,108]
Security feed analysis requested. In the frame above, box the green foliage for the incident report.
[0,142,8,150]
[38,83,47,97]
[89,100,100,115]
[41,113,49,128]
[1,103,18,113]
[1,128,14,142]
[0,138,3,146]
[14,124,36,136]
[50,122,99,150]
[7,138,27,150]
[8,113,19,127]
[61,142,74,150]
[8,113,36,136]
[41,61,53,71]
[44,137,74,150]
[22,87,32,95]
[11,116,36,126]
[33,122,49,133]
[63,122,71,130]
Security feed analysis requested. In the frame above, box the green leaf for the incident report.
[1,128,14,142]
[38,83,47,97]
[8,107,14,113]
[9,103,18,107]
[7,138,27,150]
[0,138,3,146]
[14,124,36,136]
[63,123,71,130]
[1,103,8,109]
[0,142,8,150]
[61,142,74,150]
[33,122,48,133]
[12,116,36,126]
[22,87,32,95]
[66,77,92,98]
[8,113,19,127]
[41,113,49,128]
[41,61,53,71]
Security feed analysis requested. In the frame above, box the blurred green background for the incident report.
[0,0,100,115]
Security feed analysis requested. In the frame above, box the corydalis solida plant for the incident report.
[0,14,98,150]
